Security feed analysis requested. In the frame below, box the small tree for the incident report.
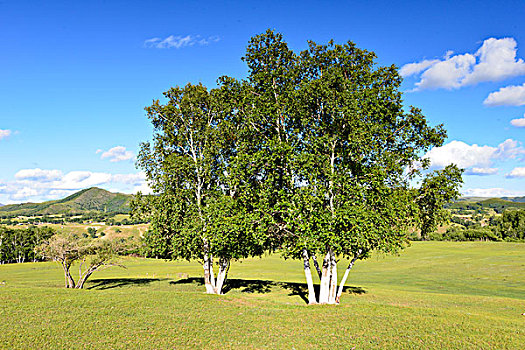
[417,165,463,240]
[36,233,128,289]
[87,227,97,238]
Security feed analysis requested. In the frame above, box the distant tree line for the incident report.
[0,212,149,226]
[0,226,55,264]
[421,209,525,242]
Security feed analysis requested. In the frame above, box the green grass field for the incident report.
[1,242,523,349]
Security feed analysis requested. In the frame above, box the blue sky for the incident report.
[1,0,525,204]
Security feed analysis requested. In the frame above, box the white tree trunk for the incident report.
[318,251,331,304]
[302,249,317,305]
[328,251,337,304]
[203,253,216,294]
[335,250,361,304]
[215,258,230,295]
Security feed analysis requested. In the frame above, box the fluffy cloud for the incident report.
[484,83,525,106]
[510,113,525,127]
[0,169,151,203]
[424,139,524,173]
[401,37,525,91]
[506,167,525,178]
[462,187,525,197]
[399,59,440,77]
[144,35,220,49]
[464,167,498,175]
[15,168,62,182]
[97,146,134,162]
[0,129,12,140]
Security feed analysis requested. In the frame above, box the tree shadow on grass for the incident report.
[88,278,166,290]
[170,277,366,304]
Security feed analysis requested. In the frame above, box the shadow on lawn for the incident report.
[170,278,366,304]
[88,278,167,290]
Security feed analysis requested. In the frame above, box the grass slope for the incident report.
[0,187,132,216]
[0,242,523,349]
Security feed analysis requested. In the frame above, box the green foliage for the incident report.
[35,232,134,288]
[136,30,463,291]
[0,225,55,263]
[491,209,525,241]
[429,227,500,242]
[87,227,97,238]
[135,81,270,264]
[417,165,463,240]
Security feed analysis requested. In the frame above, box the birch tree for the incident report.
[241,32,462,304]
[136,82,269,295]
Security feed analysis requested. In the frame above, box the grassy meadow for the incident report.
[0,241,523,349]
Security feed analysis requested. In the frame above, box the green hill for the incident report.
[446,196,525,212]
[0,187,132,216]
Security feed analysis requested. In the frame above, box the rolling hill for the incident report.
[0,187,132,216]
[446,196,525,212]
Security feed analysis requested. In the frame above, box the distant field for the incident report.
[3,222,148,240]
[0,242,523,349]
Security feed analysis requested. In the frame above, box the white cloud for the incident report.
[416,53,476,90]
[402,37,525,91]
[424,139,524,173]
[462,187,525,197]
[15,168,62,182]
[465,167,498,175]
[11,187,39,200]
[57,171,113,190]
[399,59,440,77]
[0,169,150,203]
[111,172,146,185]
[99,146,134,162]
[506,167,525,178]
[462,38,525,85]
[144,34,220,49]
[0,129,12,140]
[484,83,525,106]
[510,113,525,127]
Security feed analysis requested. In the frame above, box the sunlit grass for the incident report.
[0,242,523,349]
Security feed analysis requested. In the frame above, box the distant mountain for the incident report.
[447,197,525,212]
[0,203,4,207]
[500,196,525,203]
[0,187,132,216]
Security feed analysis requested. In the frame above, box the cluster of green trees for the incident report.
[132,30,462,304]
[429,209,525,242]
[0,226,55,264]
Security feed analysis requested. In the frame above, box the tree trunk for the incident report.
[318,251,331,304]
[328,250,337,304]
[76,266,99,289]
[62,261,75,288]
[62,263,69,288]
[311,254,322,279]
[209,255,216,289]
[203,253,216,294]
[215,258,230,295]
[302,249,317,305]
[335,250,361,304]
